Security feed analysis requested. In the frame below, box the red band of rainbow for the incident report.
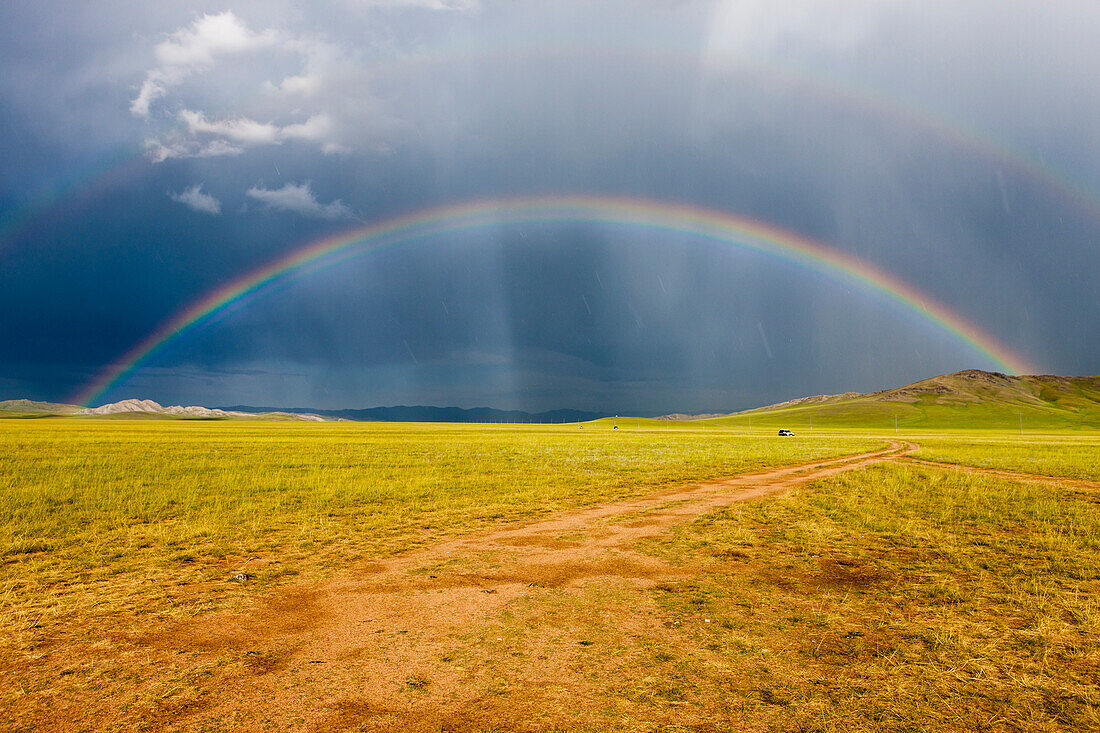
[74,195,1037,407]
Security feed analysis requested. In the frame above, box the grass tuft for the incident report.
[640,460,1100,730]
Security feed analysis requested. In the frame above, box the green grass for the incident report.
[0,419,878,631]
[708,395,1100,431]
[2,418,1097,730]
[639,459,1100,731]
[913,435,1100,480]
[703,372,1100,432]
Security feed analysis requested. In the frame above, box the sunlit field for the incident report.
[1,419,1096,730]
[5,1,1098,729]
[0,420,877,621]
[913,434,1100,480]
[640,459,1099,731]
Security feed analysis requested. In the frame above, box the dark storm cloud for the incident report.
[1,1,1097,410]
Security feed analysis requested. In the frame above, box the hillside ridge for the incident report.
[4,370,1097,426]
[82,399,328,421]
[0,398,328,421]
[722,370,1100,430]
[742,370,1100,414]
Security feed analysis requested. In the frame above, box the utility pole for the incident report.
[894,414,898,434]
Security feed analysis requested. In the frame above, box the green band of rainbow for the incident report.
[74,195,1036,407]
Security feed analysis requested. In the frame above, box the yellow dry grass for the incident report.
[1,419,1096,731]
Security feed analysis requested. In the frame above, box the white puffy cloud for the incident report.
[131,78,166,119]
[195,139,245,158]
[133,11,402,158]
[246,182,355,220]
[131,11,277,117]
[134,18,353,158]
[180,109,280,144]
[147,111,343,160]
[146,138,244,162]
[279,114,346,153]
[153,11,276,68]
[263,73,323,96]
[169,184,222,214]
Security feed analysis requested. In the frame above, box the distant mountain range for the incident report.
[217,405,612,423]
[0,398,327,421]
[3,370,1097,427]
[0,398,609,423]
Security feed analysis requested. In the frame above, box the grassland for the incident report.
[635,460,1099,731]
[1,417,1097,731]
[0,420,877,628]
[912,434,1100,480]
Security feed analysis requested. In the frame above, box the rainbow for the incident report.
[376,43,1100,221]
[0,151,148,250]
[7,45,1100,260]
[74,195,1037,406]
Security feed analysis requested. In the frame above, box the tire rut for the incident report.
[154,440,914,730]
[893,455,1100,490]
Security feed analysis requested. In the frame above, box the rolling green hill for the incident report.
[0,399,83,418]
[706,370,1100,431]
[7,370,1099,430]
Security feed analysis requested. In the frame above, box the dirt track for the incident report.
[36,439,1089,731]
[116,441,911,730]
[896,455,1100,491]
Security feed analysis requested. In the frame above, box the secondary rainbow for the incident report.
[9,44,1100,258]
[74,195,1037,407]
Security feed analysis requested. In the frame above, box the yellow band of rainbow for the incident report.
[74,195,1037,407]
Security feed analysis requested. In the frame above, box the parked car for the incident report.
[778,429,794,436]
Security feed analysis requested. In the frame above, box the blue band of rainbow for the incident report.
[74,195,1036,407]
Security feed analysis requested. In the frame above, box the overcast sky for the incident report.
[1,1,1097,413]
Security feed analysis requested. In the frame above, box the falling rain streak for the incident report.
[2,2,1095,411]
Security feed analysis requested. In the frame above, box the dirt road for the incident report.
[26,438,1085,731]
[117,441,910,730]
